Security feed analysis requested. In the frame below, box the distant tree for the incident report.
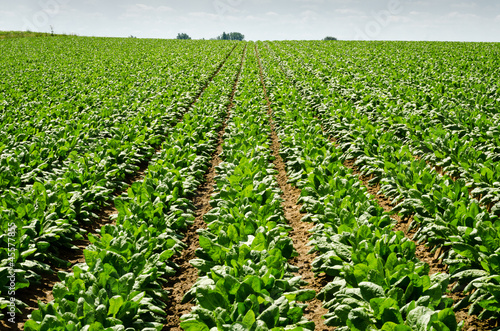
[323,36,337,41]
[229,32,244,41]
[177,33,191,40]
[216,31,244,41]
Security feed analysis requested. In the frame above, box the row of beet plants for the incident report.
[22,45,245,330]
[273,41,500,214]
[180,45,315,331]
[0,39,238,318]
[266,42,500,321]
[0,38,236,193]
[258,43,461,331]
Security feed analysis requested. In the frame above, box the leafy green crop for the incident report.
[263,39,500,323]
[181,44,315,331]
[259,41,461,330]
[18,41,245,329]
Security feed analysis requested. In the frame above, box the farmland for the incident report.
[1,36,500,330]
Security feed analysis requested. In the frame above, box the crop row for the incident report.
[274,41,500,214]
[0,39,238,318]
[13,43,245,329]
[180,44,315,331]
[264,41,500,322]
[257,43,462,330]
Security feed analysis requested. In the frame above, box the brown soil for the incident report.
[458,312,499,331]
[162,45,247,331]
[255,44,333,331]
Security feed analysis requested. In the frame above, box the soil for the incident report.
[256,44,334,331]
[162,45,247,331]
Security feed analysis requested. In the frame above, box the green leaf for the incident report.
[381,322,412,331]
[33,182,47,211]
[39,314,62,331]
[258,304,279,328]
[406,306,435,331]
[199,236,226,262]
[359,282,385,302]
[108,296,124,317]
[284,290,316,302]
[242,309,256,329]
[347,307,372,330]
[24,320,41,331]
[228,224,239,242]
[196,287,228,310]
[180,319,210,331]
[452,243,480,262]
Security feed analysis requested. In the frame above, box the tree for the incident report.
[323,36,337,41]
[216,31,244,41]
[228,32,244,41]
[176,33,191,40]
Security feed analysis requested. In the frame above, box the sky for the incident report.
[0,0,499,42]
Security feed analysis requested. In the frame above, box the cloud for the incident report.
[446,11,479,19]
[451,2,477,9]
[300,9,319,22]
[121,4,174,19]
[188,11,218,19]
[0,10,16,17]
[335,8,364,15]
[291,0,325,3]
[389,15,411,23]
[125,4,173,14]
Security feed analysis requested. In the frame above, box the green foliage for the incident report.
[176,32,191,40]
[217,31,245,41]
[258,41,467,330]
[6,38,246,328]
[180,45,314,330]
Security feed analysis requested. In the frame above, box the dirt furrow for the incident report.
[255,44,333,331]
[162,44,247,331]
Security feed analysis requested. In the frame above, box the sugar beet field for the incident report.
[1,37,500,331]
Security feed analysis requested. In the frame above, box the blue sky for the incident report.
[1,0,499,41]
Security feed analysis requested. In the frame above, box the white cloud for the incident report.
[389,15,411,23]
[126,4,173,13]
[451,2,477,9]
[0,10,16,17]
[121,4,174,19]
[335,8,364,15]
[188,12,218,19]
[446,11,479,19]
[291,0,325,3]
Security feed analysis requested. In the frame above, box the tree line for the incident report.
[176,32,337,41]
[176,31,244,41]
